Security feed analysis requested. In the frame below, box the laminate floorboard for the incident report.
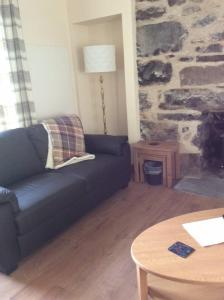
[0,182,223,300]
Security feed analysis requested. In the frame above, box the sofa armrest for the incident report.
[0,187,20,274]
[0,187,19,214]
[85,134,128,156]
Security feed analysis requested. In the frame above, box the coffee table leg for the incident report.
[136,266,148,300]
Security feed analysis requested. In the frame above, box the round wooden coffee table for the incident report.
[131,208,224,300]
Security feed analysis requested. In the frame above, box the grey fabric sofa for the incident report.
[0,124,131,274]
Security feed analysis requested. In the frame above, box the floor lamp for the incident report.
[83,45,116,135]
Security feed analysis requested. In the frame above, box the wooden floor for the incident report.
[1,182,224,300]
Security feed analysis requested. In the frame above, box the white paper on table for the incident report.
[182,217,224,247]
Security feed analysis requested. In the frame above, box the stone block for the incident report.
[159,89,224,111]
[196,44,223,53]
[180,65,224,86]
[196,55,224,62]
[168,0,186,6]
[190,0,203,2]
[136,7,166,20]
[158,113,201,121]
[138,61,172,86]
[167,54,175,59]
[137,22,187,56]
[140,120,178,141]
[139,92,152,111]
[179,56,194,62]
[193,15,216,27]
[211,31,224,41]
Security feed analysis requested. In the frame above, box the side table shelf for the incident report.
[133,141,180,188]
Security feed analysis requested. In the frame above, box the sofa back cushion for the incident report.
[26,124,48,166]
[0,128,44,187]
[85,134,128,156]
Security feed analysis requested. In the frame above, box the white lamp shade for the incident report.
[83,45,116,73]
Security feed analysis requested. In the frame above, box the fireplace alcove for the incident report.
[174,110,224,198]
[200,111,224,173]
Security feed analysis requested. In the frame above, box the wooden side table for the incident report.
[133,141,180,188]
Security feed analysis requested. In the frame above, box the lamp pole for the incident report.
[83,45,116,135]
[99,75,107,135]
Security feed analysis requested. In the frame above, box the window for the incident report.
[0,1,35,132]
[0,26,19,131]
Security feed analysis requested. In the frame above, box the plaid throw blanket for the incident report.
[42,115,95,169]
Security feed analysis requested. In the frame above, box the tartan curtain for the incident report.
[0,0,35,131]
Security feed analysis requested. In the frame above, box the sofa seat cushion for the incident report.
[54,154,129,192]
[10,172,86,235]
[0,128,44,187]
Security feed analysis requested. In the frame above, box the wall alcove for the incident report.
[67,0,140,142]
[73,15,127,135]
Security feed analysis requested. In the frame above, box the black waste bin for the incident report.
[143,161,162,185]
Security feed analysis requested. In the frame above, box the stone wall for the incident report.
[136,0,224,170]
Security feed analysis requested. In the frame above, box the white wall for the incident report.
[67,0,140,142]
[19,0,78,120]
